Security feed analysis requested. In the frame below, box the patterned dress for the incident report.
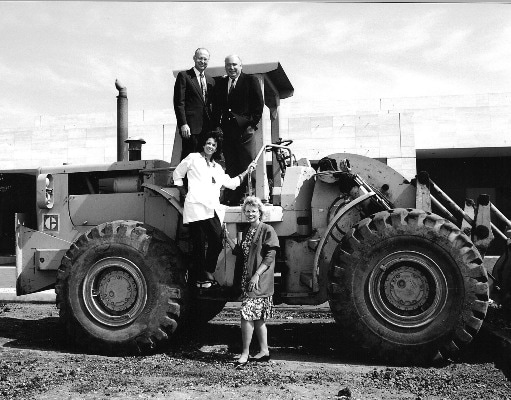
[240,225,274,321]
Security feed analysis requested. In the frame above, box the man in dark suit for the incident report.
[214,54,264,204]
[173,48,215,160]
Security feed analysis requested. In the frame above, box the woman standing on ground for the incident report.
[226,196,279,365]
[173,130,255,288]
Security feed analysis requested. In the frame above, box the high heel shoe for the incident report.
[235,355,249,367]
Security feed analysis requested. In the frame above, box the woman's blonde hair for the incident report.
[242,196,264,219]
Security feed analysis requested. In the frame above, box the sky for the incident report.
[1,2,511,128]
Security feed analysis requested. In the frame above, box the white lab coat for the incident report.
[173,152,241,224]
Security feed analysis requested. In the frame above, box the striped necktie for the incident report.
[199,73,206,101]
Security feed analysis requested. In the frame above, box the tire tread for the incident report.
[55,220,186,355]
[327,208,489,365]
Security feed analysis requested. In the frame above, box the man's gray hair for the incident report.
[225,54,242,64]
[194,48,210,57]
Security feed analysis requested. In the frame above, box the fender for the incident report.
[312,192,378,294]
[142,183,183,215]
[15,213,73,295]
[142,183,185,244]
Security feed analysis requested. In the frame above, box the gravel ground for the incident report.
[0,302,510,399]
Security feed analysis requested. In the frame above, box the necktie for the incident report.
[199,73,206,101]
[228,78,235,96]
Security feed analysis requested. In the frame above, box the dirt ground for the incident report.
[0,303,510,400]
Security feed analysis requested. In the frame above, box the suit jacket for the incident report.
[213,72,264,132]
[173,68,215,136]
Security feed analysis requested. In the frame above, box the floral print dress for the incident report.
[240,225,274,321]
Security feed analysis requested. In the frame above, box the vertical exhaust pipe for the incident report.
[115,79,128,161]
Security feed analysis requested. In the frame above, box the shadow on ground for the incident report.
[0,315,72,353]
[171,318,505,370]
[0,307,508,377]
[172,320,368,365]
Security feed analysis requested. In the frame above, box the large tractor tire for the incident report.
[327,208,489,365]
[55,220,187,355]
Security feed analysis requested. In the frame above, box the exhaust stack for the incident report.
[125,137,146,161]
[115,79,128,161]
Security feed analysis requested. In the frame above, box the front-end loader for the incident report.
[2,68,509,364]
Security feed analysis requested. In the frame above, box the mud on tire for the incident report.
[327,208,489,365]
[55,220,187,355]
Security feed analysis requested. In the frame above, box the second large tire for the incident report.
[55,220,187,355]
[327,208,489,365]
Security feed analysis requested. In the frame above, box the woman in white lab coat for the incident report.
[173,130,255,288]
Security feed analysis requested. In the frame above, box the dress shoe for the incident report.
[235,357,248,368]
[196,280,219,289]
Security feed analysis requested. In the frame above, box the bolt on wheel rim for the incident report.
[368,251,448,328]
[83,257,147,327]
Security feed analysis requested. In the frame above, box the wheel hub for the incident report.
[98,270,138,312]
[83,257,147,327]
[368,250,448,328]
[384,266,429,311]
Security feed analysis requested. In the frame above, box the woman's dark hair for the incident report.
[199,129,223,161]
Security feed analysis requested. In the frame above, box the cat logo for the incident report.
[43,214,59,232]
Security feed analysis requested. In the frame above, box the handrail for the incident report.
[247,145,266,197]
[247,143,294,197]
[491,203,511,230]
[251,143,294,164]
[252,145,267,166]
[265,143,294,165]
